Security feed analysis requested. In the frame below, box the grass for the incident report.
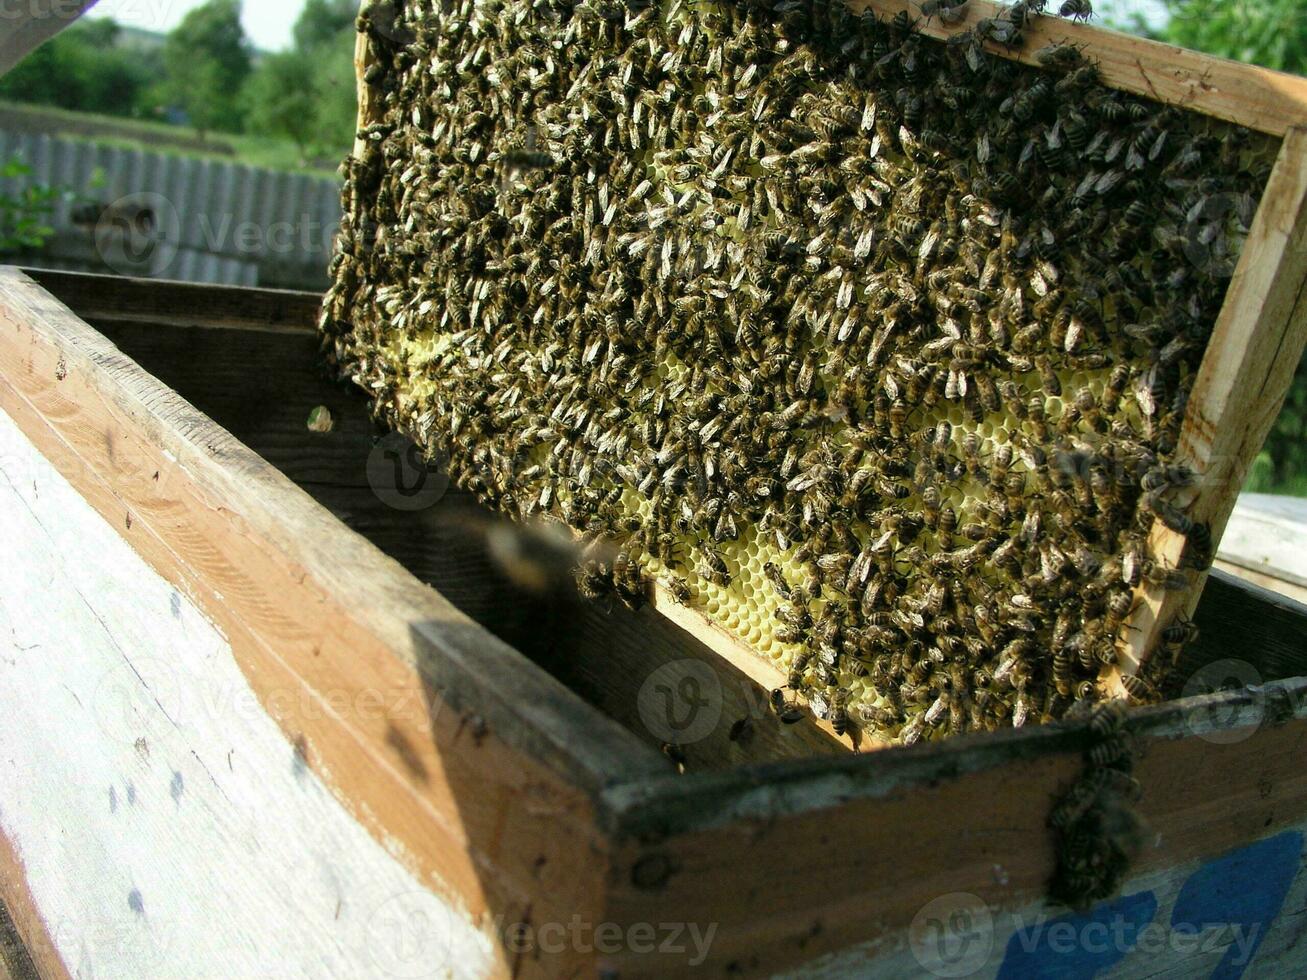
[0,100,345,179]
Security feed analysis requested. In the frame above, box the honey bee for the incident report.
[666,575,693,605]
[770,688,806,724]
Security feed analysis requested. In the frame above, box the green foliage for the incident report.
[1144,0,1307,74]
[243,51,319,154]
[242,3,359,163]
[0,20,156,117]
[0,159,61,255]
[293,0,360,52]
[161,0,252,136]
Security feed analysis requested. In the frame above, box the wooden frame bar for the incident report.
[345,0,1307,732]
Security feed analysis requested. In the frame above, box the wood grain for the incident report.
[71,291,843,766]
[600,677,1307,975]
[0,418,496,977]
[0,266,667,977]
[847,0,1307,137]
[1111,128,1307,693]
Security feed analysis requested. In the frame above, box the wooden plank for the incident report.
[0,414,497,976]
[1212,559,1307,605]
[1185,568,1307,686]
[49,281,842,766]
[601,677,1307,975]
[0,834,67,980]
[1112,128,1307,693]
[1216,493,1307,590]
[0,898,40,980]
[23,268,323,335]
[0,266,668,977]
[0,1,98,79]
[847,0,1307,137]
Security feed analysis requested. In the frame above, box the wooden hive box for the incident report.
[3,2,1307,978]
[2,267,1307,977]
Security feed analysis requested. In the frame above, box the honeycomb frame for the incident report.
[325,0,1307,747]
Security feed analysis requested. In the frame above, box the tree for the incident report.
[0,159,62,256]
[244,8,359,164]
[0,19,153,118]
[161,0,252,137]
[293,0,360,53]
[1134,0,1307,74]
[243,51,319,156]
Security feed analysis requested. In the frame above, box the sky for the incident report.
[83,0,1168,52]
[87,0,305,52]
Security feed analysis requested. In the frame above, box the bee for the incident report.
[574,561,611,600]
[829,689,851,739]
[698,547,732,587]
[770,688,806,724]
[1160,615,1199,649]
[666,575,693,605]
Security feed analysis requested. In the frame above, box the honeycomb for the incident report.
[323,0,1278,744]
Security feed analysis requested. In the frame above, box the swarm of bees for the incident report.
[322,0,1277,744]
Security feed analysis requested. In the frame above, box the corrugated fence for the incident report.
[0,131,342,291]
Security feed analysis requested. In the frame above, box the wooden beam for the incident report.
[0,1,99,79]
[1110,127,1307,693]
[0,266,667,976]
[847,0,1307,137]
[603,674,1307,974]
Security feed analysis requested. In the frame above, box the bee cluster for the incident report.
[322,0,1277,744]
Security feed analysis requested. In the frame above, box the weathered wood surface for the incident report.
[6,269,1307,976]
[0,408,495,977]
[1112,127,1307,694]
[849,0,1307,137]
[0,266,673,977]
[0,898,38,980]
[602,675,1307,974]
[0,1,99,79]
[1217,492,1307,591]
[46,275,841,765]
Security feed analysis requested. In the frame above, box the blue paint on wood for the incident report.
[993,831,1305,979]
[996,890,1158,979]
[1169,831,1303,980]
